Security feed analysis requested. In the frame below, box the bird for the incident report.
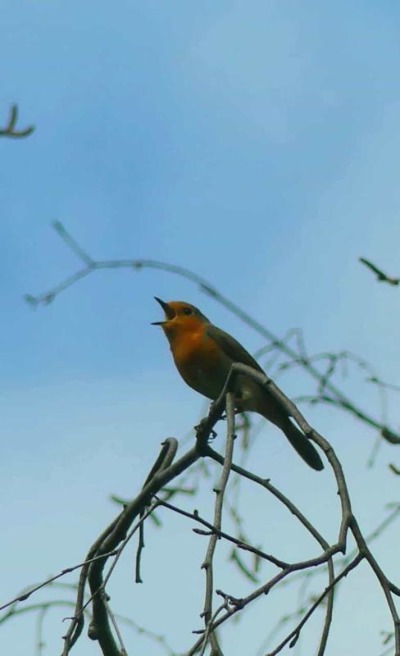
[152,298,323,471]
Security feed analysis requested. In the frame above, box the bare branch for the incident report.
[0,104,35,138]
[200,393,236,655]
[360,257,400,286]
[267,554,364,656]
[159,500,289,569]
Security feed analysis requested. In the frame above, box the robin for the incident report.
[152,298,323,471]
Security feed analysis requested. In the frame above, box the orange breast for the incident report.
[168,327,230,400]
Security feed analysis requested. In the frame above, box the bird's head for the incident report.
[152,298,209,337]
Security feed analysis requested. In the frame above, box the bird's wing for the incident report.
[206,325,264,372]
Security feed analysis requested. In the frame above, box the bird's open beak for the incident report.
[151,297,175,325]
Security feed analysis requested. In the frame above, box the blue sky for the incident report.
[2,2,400,655]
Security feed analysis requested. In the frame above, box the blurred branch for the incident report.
[360,257,399,286]
[25,222,400,446]
[0,104,35,138]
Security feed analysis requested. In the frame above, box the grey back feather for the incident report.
[205,325,264,372]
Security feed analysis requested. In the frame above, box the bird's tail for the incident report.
[280,419,324,471]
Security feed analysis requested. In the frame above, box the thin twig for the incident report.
[103,596,128,656]
[360,258,400,286]
[0,551,117,614]
[186,549,341,656]
[0,104,35,138]
[266,554,364,656]
[157,500,289,569]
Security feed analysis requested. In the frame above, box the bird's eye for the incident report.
[182,307,193,316]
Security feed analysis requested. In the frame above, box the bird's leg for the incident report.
[209,391,243,417]
[233,389,246,415]
[194,419,217,443]
[206,399,223,420]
